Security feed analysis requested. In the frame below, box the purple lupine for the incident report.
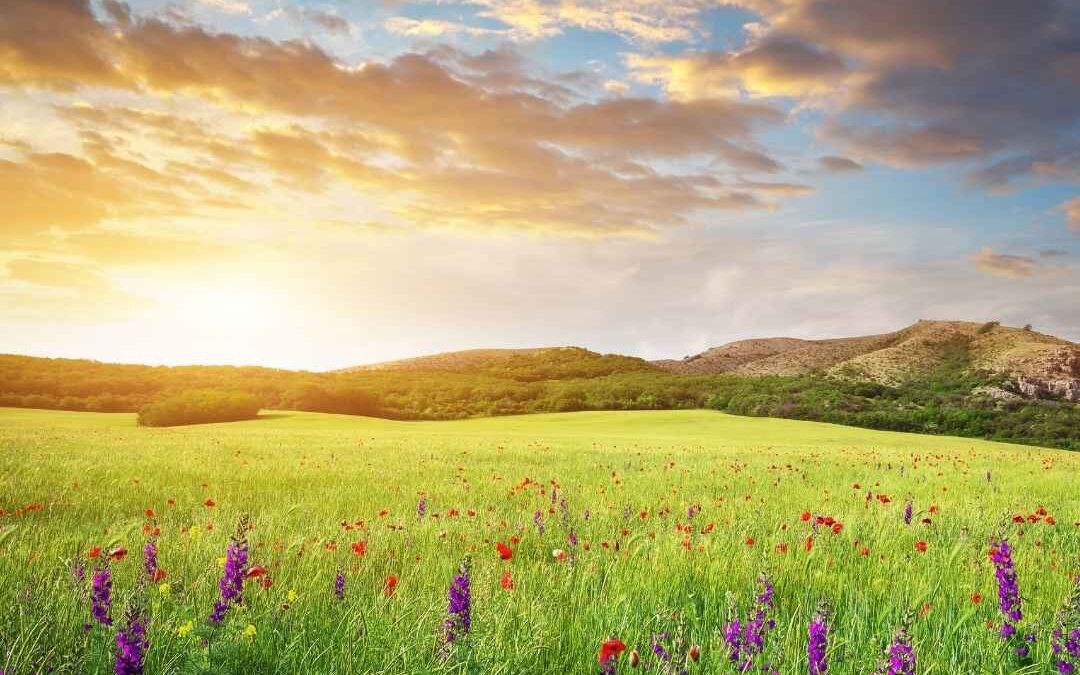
[209,537,249,623]
[990,539,1023,639]
[443,559,472,645]
[687,504,700,520]
[583,508,591,521]
[807,604,829,675]
[874,624,916,675]
[533,510,545,536]
[559,497,570,523]
[723,575,776,671]
[91,568,113,626]
[417,496,427,518]
[334,569,346,600]
[568,529,579,548]
[902,501,913,526]
[1051,576,1080,675]
[142,540,158,580]
[113,610,147,675]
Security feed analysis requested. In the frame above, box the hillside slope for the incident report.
[655,320,1080,401]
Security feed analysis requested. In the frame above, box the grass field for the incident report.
[1,407,1077,674]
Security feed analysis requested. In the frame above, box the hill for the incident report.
[1,320,1078,449]
[655,320,1080,401]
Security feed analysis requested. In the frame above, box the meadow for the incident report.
[0,407,1077,674]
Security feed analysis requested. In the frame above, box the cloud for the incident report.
[385,17,502,38]
[0,1,798,239]
[818,155,862,173]
[972,248,1040,279]
[1060,196,1080,235]
[628,35,846,99]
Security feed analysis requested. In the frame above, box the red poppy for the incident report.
[384,574,398,596]
[745,537,755,547]
[88,546,102,559]
[203,498,216,508]
[351,540,368,557]
[598,639,626,664]
[496,542,513,560]
[689,645,701,662]
[152,569,168,582]
[245,566,268,579]
[259,575,273,589]
[800,511,812,522]
[108,546,127,561]
[915,540,928,553]
[804,536,814,552]
[831,523,843,535]
[500,570,514,590]
[144,508,155,519]
[970,592,983,604]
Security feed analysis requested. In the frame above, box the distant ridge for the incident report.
[653,320,1079,400]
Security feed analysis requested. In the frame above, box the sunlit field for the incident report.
[1,408,1077,674]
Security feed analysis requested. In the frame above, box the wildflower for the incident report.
[534,510,545,536]
[209,530,249,624]
[188,525,202,540]
[971,593,982,604]
[903,501,913,525]
[143,540,158,581]
[243,624,257,639]
[500,570,514,590]
[113,609,147,675]
[598,638,626,675]
[88,546,102,559]
[350,540,367,557]
[177,620,194,637]
[384,574,398,597]
[628,649,640,667]
[689,644,700,662]
[158,583,171,597]
[245,566,267,579]
[496,541,513,560]
[875,623,916,675]
[723,575,777,670]
[989,539,1026,644]
[334,569,346,600]
[552,548,567,561]
[287,588,299,603]
[1050,575,1080,675]
[91,567,113,626]
[108,546,127,562]
[808,603,830,675]
[417,496,427,518]
[914,540,928,553]
[203,499,215,508]
[568,530,579,548]
[443,559,472,645]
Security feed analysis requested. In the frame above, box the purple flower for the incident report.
[568,530,578,548]
[417,496,427,518]
[723,575,777,671]
[143,540,158,580]
[902,501,913,526]
[91,568,112,626]
[209,537,248,623]
[334,569,346,600]
[1051,576,1080,675]
[114,610,147,675]
[807,604,829,675]
[687,504,700,520]
[533,510,545,536]
[443,559,471,645]
[875,624,916,675]
[583,508,591,521]
[990,537,1033,660]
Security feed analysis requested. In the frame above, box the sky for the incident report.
[1,0,1078,370]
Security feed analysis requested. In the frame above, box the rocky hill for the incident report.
[654,320,1080,401]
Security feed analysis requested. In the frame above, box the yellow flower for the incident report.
[158,582,171,596]
[217,556,227,569]
[243,624,257,639]
[286,588,298,603]
[188,525,202,540]
[177,620,194,637]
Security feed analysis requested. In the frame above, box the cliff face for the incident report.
[1014,346,1080,401]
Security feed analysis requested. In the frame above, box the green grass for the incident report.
[1,407,1077,673]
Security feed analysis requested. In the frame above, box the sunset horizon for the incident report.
[2,0,1079,372]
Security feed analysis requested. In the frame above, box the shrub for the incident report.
[137,389,261,427]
